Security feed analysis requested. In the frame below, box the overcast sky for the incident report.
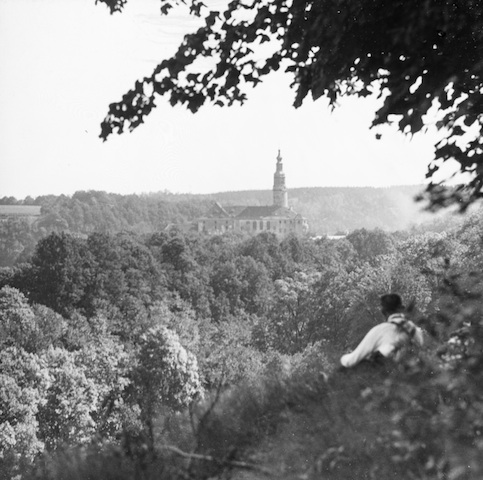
[0,0,451,200]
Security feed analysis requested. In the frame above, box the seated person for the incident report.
[340,293,424,368]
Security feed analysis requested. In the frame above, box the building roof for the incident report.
[222,205,248,217]
[0,205,41,216]
[205,202,230,218]
[235,205,299,220]
[201,202,306,221]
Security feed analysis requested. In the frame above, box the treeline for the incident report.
[0,186,440,268]
[28,190,211,233]
[1,206,483,478]
[0,191,212,266]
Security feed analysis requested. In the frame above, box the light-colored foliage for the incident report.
[135,326,202,416]
[74,333,131,437]
[37,347,98,450]
[0,347,48,476]
[0,286,37,351]
[199,314,264,388]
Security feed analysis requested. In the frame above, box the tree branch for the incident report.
[160,444,275,476]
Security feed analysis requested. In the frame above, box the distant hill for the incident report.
[162,185,433,234]
[2,185,436,238]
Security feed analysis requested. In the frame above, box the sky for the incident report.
[0,0,453,200]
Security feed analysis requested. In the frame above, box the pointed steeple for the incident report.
[273,150,288,208]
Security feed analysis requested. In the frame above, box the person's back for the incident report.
[340,294,424,368]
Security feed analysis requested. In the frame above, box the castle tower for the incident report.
[273,150,289,208]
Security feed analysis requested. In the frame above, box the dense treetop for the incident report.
[96,0,483,209]
[0,186,437,267]
[2,210,483,477]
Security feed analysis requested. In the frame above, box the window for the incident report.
[253,221,257,230]
[267,221,270,230]
[260,221,263,230]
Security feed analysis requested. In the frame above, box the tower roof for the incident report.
[273,149,288,208]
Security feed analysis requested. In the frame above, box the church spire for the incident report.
[273,150,288,208]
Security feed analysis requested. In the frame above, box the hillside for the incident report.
[3,208,483,480]
[149,184,436,233]
[212,361,434,480]
[3,185,433,236]
[0,185,453,267]
[20,353,482,480]
[198,185,432,234]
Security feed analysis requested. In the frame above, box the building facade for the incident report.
[193,152,309,236]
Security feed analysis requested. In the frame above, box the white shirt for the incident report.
[340,314,424,368]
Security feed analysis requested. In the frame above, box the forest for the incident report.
[1,200,482,479]
[0,185,436,269]
[4,0,483,476]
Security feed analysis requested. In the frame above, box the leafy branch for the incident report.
[97,0,483,207]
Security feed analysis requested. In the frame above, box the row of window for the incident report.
[201,219,304,232]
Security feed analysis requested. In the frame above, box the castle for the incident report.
[192,151,309,236]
